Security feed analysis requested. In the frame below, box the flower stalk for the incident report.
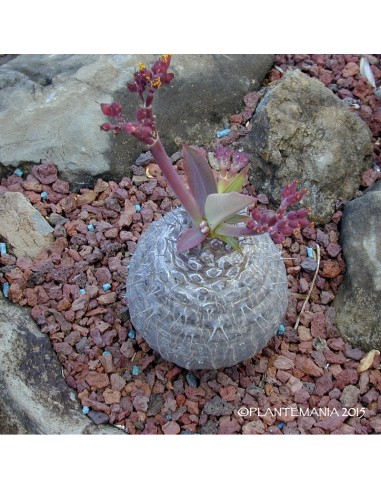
[100,55,312,252]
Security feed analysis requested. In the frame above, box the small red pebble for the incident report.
[162,421,181,434]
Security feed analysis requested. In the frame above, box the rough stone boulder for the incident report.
[0,298,122,434]
[0,192,54,258]
[0,54,274,187]
[244,69,373,223]
[334,187,381,351]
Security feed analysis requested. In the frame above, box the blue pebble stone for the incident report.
[2,282,10,298]
[278,422,286,430]
[87,224,95,232]
[128,329,136,339]
[102,283,111,291]
[132,365,140,376]
[103,351,111,356]
[185,373,200,388]
[216,128,230,138]
[79,288,86,295]
[14,168,24,177]
[0,243,7,255]
[82,406,90,415]
[180,429,193,435]
[277,324,286,336]
[306,247,314,258]
[134,203,141,212]
[40,191,48,200]
[165,415,172,421]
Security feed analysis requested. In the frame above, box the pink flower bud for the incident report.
[214,146,233,168]
[100,101,123,117]
[231,150,250,172]
[128,82,138,92]
[100,122,114,131]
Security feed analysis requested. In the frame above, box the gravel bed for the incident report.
[0,54,380,434]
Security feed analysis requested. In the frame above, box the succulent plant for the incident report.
[101,55,311,369]
[126,208,288,369]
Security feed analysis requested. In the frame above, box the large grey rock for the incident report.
[0,298,122,434]
[0,54,274,188]
[0,191,54,258]
[244,69,373,223]
[334,191,381,351]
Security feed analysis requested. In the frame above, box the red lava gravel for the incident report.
[0,54,380,434]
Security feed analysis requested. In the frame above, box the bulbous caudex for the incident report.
[126,208,289,370]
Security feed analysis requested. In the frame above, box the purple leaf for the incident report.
[204,192,255,231]
[182,145,217,215]
[177,226,208,252]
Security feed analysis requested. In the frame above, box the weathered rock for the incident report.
[203,396,234,416]
[146,394,164,417]
[200,419,218,435]
[242,419,266,434]
[0,54,274,188]
[273,355,294,370]
[162,421,181,434]
[340,385,360,408]
[244,69,373,223]
[0,192,54,258]
[0,299,121,434]
[334,191,381,351]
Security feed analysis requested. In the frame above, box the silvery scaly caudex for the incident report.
[101,55,311,252]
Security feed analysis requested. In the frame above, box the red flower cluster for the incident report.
[100,55,174,145]
[128,55,174,106]
[247,181,311,243]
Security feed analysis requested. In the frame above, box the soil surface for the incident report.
[0,54,380,434]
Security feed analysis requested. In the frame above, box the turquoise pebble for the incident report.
[134,203,141,212]
[0,243,7,255]
[80,288,86,295]
[216,128,230,138]
[102,283,111,291]
[128,329,136,339]
[40,191,48,200]
[132,365,140,376]
[306,247,314,258]
[277,324,286,335]
[82,406,90,415]
[103,351,111,356]
[87,224,95,232]
[14,168,24,177]
[165,414,172,421]
[2,282,10,298]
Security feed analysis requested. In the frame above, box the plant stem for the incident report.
[149,138,203,225]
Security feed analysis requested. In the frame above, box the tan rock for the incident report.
[110,373,126,391]
[0,192,54,258]
[162,421,181,434]
[103,388,121,405]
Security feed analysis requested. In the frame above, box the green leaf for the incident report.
[223,174,245,193]
[204,192,255,231]
[217,167,248,194]
[215,234,242,254]
[182,145,217,215]
[215,223,251,237]
[225,213,250,224]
